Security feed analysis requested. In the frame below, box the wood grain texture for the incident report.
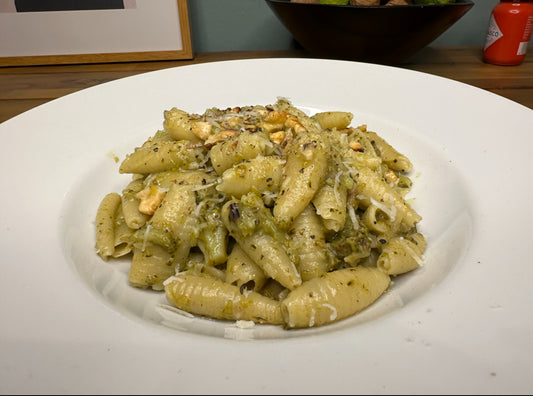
[0,47,531,123]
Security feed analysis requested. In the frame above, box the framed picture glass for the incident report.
[0,0,193,66]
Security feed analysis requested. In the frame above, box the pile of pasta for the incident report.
[95,98,426,329]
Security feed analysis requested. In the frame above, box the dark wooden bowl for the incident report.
[265,0,475,64]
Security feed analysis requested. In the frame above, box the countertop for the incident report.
[1,46,532,123]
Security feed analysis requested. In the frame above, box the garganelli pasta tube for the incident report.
[95,192,122,260]
[281,267,391,329]
[165,273,283,325]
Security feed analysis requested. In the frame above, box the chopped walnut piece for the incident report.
[270,131,286,146]
[260,110,288,132]
[384,169,399,184]
[264,110,287,124]
[136,186,167,216]
[349,141,364,152]
[285,116,307,134]
[204,130,237,148]
[191,121,212,141]
[221,116,242,129]
[356,124,368,132]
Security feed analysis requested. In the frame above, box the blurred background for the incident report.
[188,0,497,53]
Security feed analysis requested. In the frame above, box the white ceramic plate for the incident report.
[1,59,532,394]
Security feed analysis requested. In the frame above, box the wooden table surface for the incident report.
[1,46,532,123]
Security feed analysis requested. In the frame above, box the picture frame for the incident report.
[0,0,193,66]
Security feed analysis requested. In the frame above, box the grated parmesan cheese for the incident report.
[322,303,338,321]
[194,200,206,217]
[141,224,152,252]
[370,197,397,222]
[309,308,316,328]
[190,180,219,191]
[347,203,359,230]
[333,171,343,207]
[403,242,425,267]
[234,320,255,329]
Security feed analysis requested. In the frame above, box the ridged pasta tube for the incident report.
[149,170,217,190]
[274,98,321,133]
[366,131,412,173]
[209,131,274,175]
[165,273,283,325]
[312,180,348,233]
[198,208,228,266]
[274,131,330,229]
[129,243,175,291]
[221,196,302,290]
[312,111,353,130]
[119,140,206,174]
[216,155,285,198]
[361,202,401,235]
[354,167,421,229]
[149,184,199,246]
[162,108,203,143]
[377,233,427,276]
[281,267,391,329]
[340,128,383,171]
[95,192,122,260]
[112,209,134,258]
[225,244,267,292]
[289,205,329,281]
[120,178,149,230]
